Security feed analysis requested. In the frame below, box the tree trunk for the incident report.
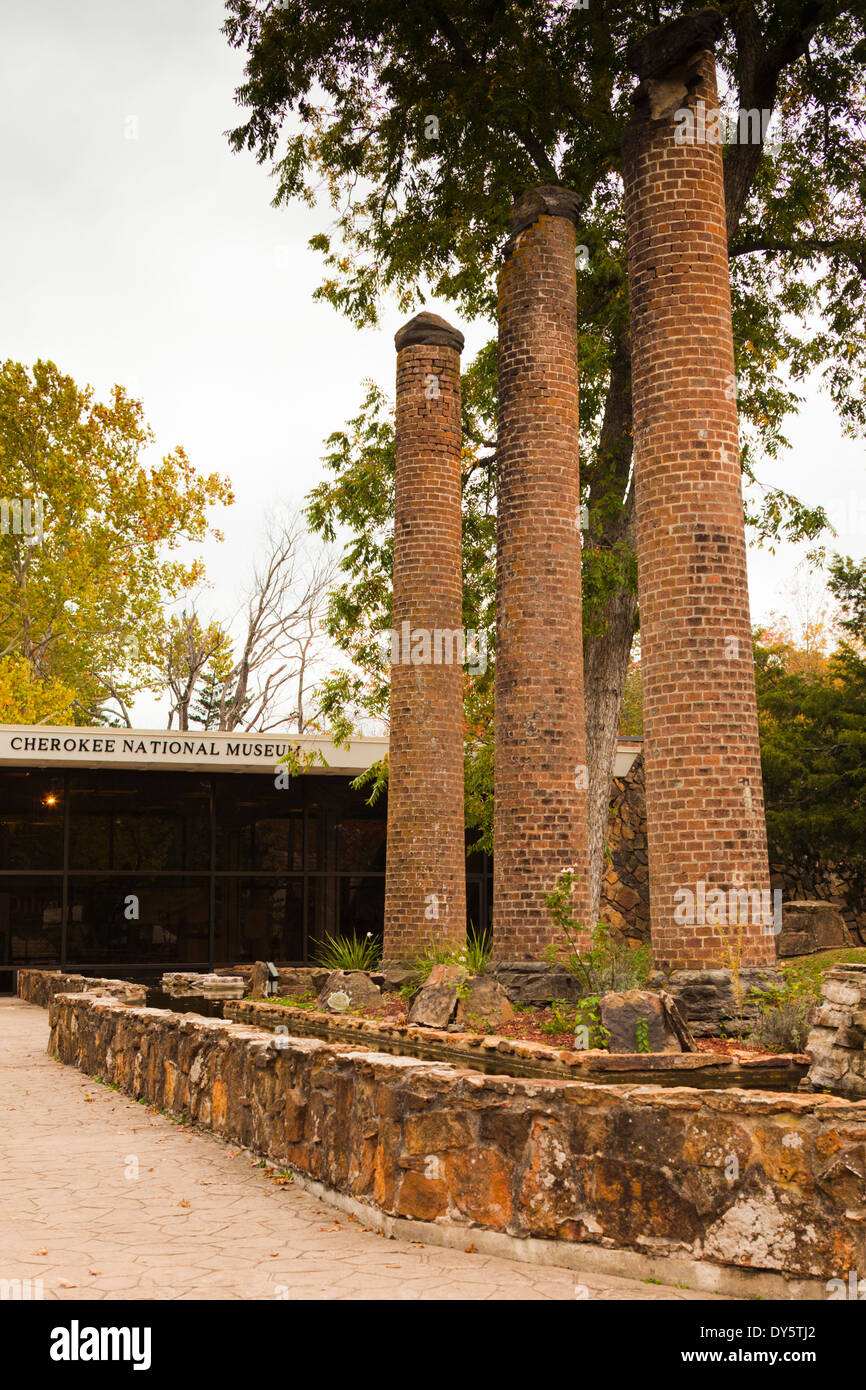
[580,324,637,926]
[584,574,638,927]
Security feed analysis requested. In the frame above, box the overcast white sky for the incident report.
[1,0,863,724]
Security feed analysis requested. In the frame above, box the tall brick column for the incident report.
[494,186,591,957]
[382,312,467,961]
[622,12,775,972]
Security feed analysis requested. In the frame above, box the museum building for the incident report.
[0,725,639,989]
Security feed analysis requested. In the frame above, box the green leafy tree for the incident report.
[828,553,866,646]
[756,615,866,930]
[225,0,863,916]
[0,359,233,725]
[190,666,235,731]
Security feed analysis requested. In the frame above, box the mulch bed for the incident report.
[350,997,761,1054]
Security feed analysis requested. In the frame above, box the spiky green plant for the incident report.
[464,922,491,975]
[313,931,381,972]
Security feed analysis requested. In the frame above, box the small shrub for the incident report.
[712,910,749,1026]
[408,927,488,988]
[540,999,576,1036]
[747,968,821,1053]
[635,1017,651,1053]
[572,995,610,1050]
[544,869,651,993]
[312,931,381,972]
[463,1011,494,1033]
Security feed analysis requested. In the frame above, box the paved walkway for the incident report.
[0,998,726,1301]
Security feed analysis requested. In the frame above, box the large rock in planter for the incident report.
[777,901,851,958]
[599,989,696,1054]
[489,960,583,1005]
[654,967,784,1036]
[407,964,467,1029]
[380,965,418,993]
[317,970,382,1013]
[455,975,514,1029]
[247,962,329,999]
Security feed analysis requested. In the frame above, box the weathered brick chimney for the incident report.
[382,312,467,961]
[622,10,776,972]
[494,186,592,957]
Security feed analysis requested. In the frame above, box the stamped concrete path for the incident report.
[0,998,726,1301]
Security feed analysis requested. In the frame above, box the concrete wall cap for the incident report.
[626,8,725,81]
[394,312,464,353]
[508,184,583,236]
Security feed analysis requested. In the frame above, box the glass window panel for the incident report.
[312,807,338,872]
[338,818,387,870]
[465,830,488,875]
[466,879,483,936]
[338,876,385,946]
[215,877,304,964]
[215,775,304,872]
[68,772,210,871]
[65,875,210,967]
[0,772,65,870]
[0,875,63,966]
[305,776,387,872]
[305,873,337,961]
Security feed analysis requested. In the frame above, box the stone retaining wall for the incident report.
[48,991,866,1289]
[806,964,866,1098]
[602,752,651,944]
[224,998,809,1091]
[17,969,146,1008]
[772,861,866,948]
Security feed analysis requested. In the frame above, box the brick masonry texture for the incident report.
[383,314,467,960]
[48,991,866,1286]
[622,40,775,973]
[494,187,591,957]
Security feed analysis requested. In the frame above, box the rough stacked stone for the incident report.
[772,864,866,946]
[246,962,329,998]
[806,964,866,1098]
[654,966,783,1037]
[383,312,467,961]
[601,752,651,943]
[162,972,245,999]
[16,969,146,1007]
[494,185,591,957]
[622,13,775,973]
[49,990,866,1286]
[776,902,851,959]
[227,995,808,1090]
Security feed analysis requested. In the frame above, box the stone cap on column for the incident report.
[509,184,583,238]
[394,312,464,354]
[626,7,725,81]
